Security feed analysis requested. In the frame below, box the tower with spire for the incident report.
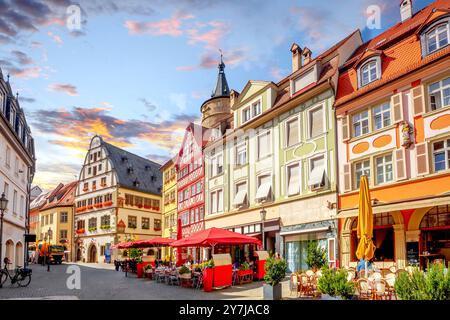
[200,51,232,130]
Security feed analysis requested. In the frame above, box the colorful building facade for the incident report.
[160,157,177,258]
[336,0,450,269]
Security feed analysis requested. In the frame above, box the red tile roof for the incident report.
[41,181,77,210]
[336,0,450,107]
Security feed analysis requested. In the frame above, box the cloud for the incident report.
[8,66,41,79]
[146,153,170,165]
[48,83,78,96]
[47,31,63,44]
[19,96,36,103]
[124,11,194,36]
[186,20,229,49]
[29,106,198,154]
[270,66,287,82]
[139,98,157,112]
[177,49,246,71]
[11,50,34,65]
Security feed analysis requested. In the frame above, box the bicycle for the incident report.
[0,258,32,288]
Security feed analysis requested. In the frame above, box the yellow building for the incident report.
[36,181,77,262]
[161,157,177,258]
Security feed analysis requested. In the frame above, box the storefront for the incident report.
[280,219,337,273]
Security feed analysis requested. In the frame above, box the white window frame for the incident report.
[241,106,251,124]
[373,102,391,130]
[375,153,394,185]
[428,76,450,111]
[352,110,369,138]
[358,57,381,87]
[286,162,301,196]
[210,189,223,214]
[308,153,327,190]
[235,142,247,166]
[209,152,223,177]
[257,130,272,160]
[425,22,449,55]
[256,173,272,202]
[233,181,248,208]
[354,158,371,189]
[252,100,262,117]
[432,139,450,173]
[285,115,300,148]
[241,98,262,124]
[308,104,325,139]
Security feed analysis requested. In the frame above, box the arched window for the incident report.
[358,58,381,87]
[420,205,450,229]
[425,23,449,55]
[350,213,394,262]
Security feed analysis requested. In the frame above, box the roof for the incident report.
[211,54,230,98]
[336,0,450,107]
[103,141,162,195]
[41,181,77,210]
[30,191,50,210]
[175,122,211,168]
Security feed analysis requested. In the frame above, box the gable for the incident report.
[238,81,270,104]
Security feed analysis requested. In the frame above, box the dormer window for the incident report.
[425,23,449,55]
[358,58,380,87]
[241,99,262,124]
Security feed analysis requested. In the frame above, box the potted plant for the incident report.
[317,266,355,300]
[263,256,287,300]
[143,264,153,279]
[306,240,327,271]
[203,259,215,292]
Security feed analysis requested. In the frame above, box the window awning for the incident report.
[255,183,271,201]
[233,190,247,207]
[308,166,325,186]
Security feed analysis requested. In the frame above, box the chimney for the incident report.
[230,89,239,109]
[290,43,302,72]
[400,0,413,22]
[303,47,312,65]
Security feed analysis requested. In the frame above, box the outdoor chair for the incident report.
[347,270,355,282]
[289,273,299,297]
[385,273,397,299]
[168,270,180,286]
[373,279,392,300]
[395,269,407,278]
[389,265,397,274]
[193,272,203,289]
[356,278,371,300]
[298,273,313,297]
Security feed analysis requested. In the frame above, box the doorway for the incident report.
[88,245,97,263]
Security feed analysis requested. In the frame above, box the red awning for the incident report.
[112,237,174,249]
[170,227,262,248]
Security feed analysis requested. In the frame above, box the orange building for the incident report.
[335,0,450,269]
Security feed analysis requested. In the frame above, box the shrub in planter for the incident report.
[180,265,191,274]
[395,264,450,300]
[317,266,355,300]
[239,261,250,271]
[263,256,287,300]
[306,240,327,271]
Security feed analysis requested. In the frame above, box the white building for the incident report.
[0,70,36,268]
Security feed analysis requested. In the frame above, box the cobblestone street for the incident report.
[0,263,291,300]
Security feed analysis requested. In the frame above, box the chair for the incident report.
[315,270,322,279]
[385,273,397,299]
[389,265,397,274]
[298,273,313,297]
[347,270,355,282]
[290,273,299,297]
[194,272,203,290]
[168,270,180,286]
[372,272,382,280]
[373,279,391,300]
[356,278,371,300]
[395,269,407,278]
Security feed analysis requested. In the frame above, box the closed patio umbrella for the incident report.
[356,175,376,275]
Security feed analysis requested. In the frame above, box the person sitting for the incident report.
[232,261,240,270]
[356,258,374,273]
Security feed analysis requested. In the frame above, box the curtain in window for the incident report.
[287,165,300,195]
[310,107,323,137]
[287,119,299,146]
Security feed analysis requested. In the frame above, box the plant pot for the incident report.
[263,283,283,300]
[321,294,342,300]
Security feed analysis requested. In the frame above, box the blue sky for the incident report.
[0,0,434,189]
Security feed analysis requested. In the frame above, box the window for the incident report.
[93,166,97,175]
[242,107,251,123]
[257,131,271,159]
[92,180,96,190]
[286,117,300,147]
[252,101,261,116]
[354,159,371,189]
[420,205,450,228]
[210,153,223,176]
[60,212,68,223]
[128,216,137,228]
[101,177,107,186]
[77,220,85,230]
[88,167,91,175]
[88,217,97,229]
[287,163,300,196]
[12,190,17,214]
[142,217,150,229]
[49,213,54,224]
[60,230,68,239]
[308,155,326,189]
[196,182,201,194]
[210,189,223,214]
[425,23,449,54]
[180,212,189,226]
[190,209,194,223]
[233,182,248,207]
[83,183,88,191]
[184,189,189,200]
[375,154,393,185]
[19,195,24,216]
[309,106,324,138]
[429,76,450,111]
[5,146,10,167]
[352,110,369,137]
[235,143,247,166]
[98,163,102,171]
[373,102,391,130]
[433,139,450,172]
[360,59,379,86]
[256,174,272,201]
[100,215,110,227]
[154,219,161,231]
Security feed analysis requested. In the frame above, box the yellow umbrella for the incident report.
[356,175,376,265]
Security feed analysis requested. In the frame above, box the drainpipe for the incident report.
[24,164,33,268]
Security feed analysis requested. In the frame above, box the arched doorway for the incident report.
[15,242,23,267]
[5,240,14,268]
[88,244,97,263]
[76,248,82,261]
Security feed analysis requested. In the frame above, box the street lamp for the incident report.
[260,208,267,251]
[47,227,53,272]
[0,193,8,288]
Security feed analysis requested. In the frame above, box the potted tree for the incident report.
[306,240,327,271]
[263,256,287,300]
[317,266,355,300]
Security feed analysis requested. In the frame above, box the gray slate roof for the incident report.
[211,56,230,98]
[103,142,162,195]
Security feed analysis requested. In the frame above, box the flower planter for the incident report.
[103,201,113,207]
[263,283,282,300]
[87,205,94,210]
[76,229,85,234]
[203,268,214,292]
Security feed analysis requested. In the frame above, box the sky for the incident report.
[0,0,435,190]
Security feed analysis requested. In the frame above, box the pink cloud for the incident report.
[176,49,246,72]
[124,11,194,37]
[47,31,63,44]
[186,21,229,49]
[10,66,41,79]
[48,83,78,96]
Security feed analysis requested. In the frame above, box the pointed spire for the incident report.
[211,49,230,98]
[7,73,10,82]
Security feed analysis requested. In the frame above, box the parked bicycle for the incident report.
[0,258,32,287]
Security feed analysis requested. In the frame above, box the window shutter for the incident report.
[343,163,352,192]
[411,85,425,116]
[391,93,403,123]
[395,149,407,181]
[415,142,429,176]
[342,115,350,141]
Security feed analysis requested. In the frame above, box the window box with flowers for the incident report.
[88,226,97,232]
[76,206,86,213]
[76,228,85,234]
[103,200,113,207]
[87,205,94,210]
[100,225,111,230]
[144,204,151,209]
[94,203,103,209]
[136,204,143,209]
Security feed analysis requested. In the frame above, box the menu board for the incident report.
[406,242,419,266]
